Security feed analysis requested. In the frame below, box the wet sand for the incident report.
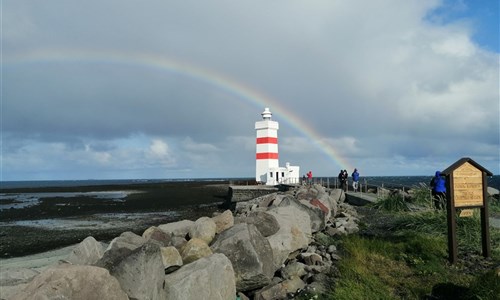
[0,181,231,258]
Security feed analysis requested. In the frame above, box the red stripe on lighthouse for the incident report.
[256,153,279,159]
[256,137,278,144]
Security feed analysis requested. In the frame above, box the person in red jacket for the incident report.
[307,171,313,185]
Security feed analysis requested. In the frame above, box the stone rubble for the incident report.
[1,184,362,300]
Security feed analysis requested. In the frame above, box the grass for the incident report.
[309,187,500,300]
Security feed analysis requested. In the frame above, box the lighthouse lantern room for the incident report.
[255,108,300,185]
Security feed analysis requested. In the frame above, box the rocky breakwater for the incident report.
[0,184,360,300]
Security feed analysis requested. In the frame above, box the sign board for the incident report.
[452,162,483,207]
[441,157,493,264]
[459,209,474,218]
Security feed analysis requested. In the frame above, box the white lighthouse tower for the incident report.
[255,108,300,185]
[255,108,279,184]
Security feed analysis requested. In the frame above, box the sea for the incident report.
[2,175,499,190]
[1,176,498,212]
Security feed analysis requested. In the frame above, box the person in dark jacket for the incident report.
[338,170,344,190]
[352,168,360,192]
[430,171,446,209]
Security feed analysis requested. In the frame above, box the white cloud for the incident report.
[2,0,498,179]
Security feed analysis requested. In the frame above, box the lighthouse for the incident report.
[255,108,300,185]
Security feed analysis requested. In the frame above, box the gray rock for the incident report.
[160,246,183,273]
[94,246,134,270]
[105,231,146,253]
[158,219,194,238]
[142,226,172,246]
[212,209,234,234]
[180,238,213,264]
[279,196,326,233]
[254,276,306,300]
[164,253,236,300]
[170,236,188,250]
[10,264,128,300]
[95,232,146,270]
[280,262,307,280]
[330,188,345,203]
[300,252,323,266]
[0,268,39,286]
[109,242,165,300]
[189,216,217,244]
[266,205,312,270]
[211,223,274,291]
[66,236,104,265]
[239,211,280,237]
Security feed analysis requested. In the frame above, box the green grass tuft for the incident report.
[371,193,410,212]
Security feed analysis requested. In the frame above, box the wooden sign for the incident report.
[453,162,483,208]
[459,209,474,218]
[441,157,493,264]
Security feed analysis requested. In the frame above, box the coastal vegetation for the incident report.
[317,185,500,300]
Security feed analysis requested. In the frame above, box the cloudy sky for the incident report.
[2,0,499,181]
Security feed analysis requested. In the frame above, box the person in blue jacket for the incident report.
[351,168,360,192]
[430,171,446,209]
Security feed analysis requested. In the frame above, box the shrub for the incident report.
[372,193,409,212]
[409,183,433,208]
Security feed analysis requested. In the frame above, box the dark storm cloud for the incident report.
[2,0,499,180]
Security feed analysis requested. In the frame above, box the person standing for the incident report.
[338,170,344,190]
[430,171,446,209]
[352,168,360,192]
[342,170,348,192]
[307,171,313,185]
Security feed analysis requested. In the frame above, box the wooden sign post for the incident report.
[441,157,493,264]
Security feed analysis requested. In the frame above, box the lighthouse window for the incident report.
[269,172,273,178]
[281,172,285,177]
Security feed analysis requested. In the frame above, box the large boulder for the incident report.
[211,223,274,291]
[10,264,128,300]
[254,276,306,300]
[266,205,312,270]
[279,196,326,233]
[142,226,172,246]
[189,217,217,244]
[318,191,338,216]
[95,231,146,269]
[180,238,213,264]
[236,211,280,237]
[330,188,345,204]
[107,242,165,300]
[105,231,146,253]
[0,268,39,287]
[0,268,40,299]
[158,219,194,238]
[212,210,234,234]
[66,236,104,265]
[164,253,236,300]
[160,246,183,274]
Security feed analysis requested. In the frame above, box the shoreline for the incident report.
[0,181,230,258]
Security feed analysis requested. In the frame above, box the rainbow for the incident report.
[6,48,353,171]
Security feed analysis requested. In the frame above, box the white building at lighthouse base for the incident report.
[265,162,300,185]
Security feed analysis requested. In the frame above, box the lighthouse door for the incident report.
[276,172,279,183]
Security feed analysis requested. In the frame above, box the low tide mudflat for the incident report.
[0,181,230,257]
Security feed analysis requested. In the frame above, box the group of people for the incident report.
[302,171,313,185]
[302,167,447,210]
[338,168,360,192]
